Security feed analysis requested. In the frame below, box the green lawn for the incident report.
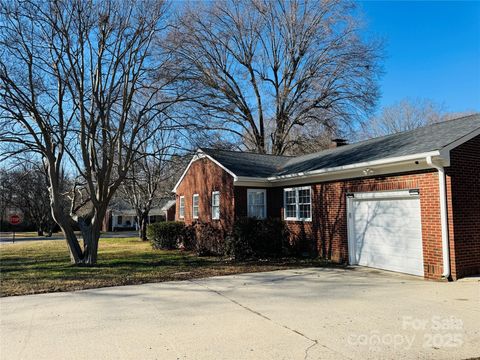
[0,237,333,297]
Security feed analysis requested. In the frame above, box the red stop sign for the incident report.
[8,214,22,225]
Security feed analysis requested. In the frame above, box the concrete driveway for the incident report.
[1,268,479,360]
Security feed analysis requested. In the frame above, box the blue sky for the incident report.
[359,0,480,114]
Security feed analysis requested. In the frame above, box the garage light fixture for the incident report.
[409,189,420,196]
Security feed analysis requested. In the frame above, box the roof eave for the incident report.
[233,151,444,186]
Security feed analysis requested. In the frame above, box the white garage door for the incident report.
[347,190,424,276]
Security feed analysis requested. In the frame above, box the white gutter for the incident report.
[426,155,450,279]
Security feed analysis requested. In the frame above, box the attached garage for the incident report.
[347,191,424,276]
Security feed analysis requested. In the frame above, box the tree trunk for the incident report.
[51,208,83,264]
[37,229,44,236]
[138,212,149,241]
[80,226,100,265]
[49,191,102,265]
[78,211,105,265]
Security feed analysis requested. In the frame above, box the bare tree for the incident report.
[360,98,477,139]
[168,0,381,155]
[119,124,181,241]
[0,0,175,264]
[0,163,58,236]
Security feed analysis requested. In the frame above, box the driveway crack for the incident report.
[304,340,318,360]
[189,280,349,360]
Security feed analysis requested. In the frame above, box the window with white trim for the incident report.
[247,189,266,219]
[284,187,311,221]
[212,191,220,220]
[192,194,199,219]
[179,196,185,219]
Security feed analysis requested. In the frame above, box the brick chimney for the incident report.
[329,138,348,148]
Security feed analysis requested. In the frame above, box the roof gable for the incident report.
[200,148,291,178]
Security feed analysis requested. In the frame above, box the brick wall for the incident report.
[175,158,235,231]
[447,135,480,279]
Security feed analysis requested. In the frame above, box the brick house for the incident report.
[173,114,480,280]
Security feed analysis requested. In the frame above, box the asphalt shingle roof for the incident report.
[201,114,480,178]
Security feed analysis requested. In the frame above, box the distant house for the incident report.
[102,199,176,232]
[173,114,480,280]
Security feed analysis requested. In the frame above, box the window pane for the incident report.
[286,204,296,218]
[250,205,263,218]
[298,189,310,204]
[285,190,296,204]
[179,198,185,217]
[193,195,199,217]
[258,205,265,218]
[255,192,264,205]
[212,192,220,219]
[248,190,265,218]
[299,204,311,219]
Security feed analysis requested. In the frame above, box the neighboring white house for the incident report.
[104,199,177,231]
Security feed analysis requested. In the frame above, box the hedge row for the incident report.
[147,218,294,259]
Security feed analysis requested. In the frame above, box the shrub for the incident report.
[147,221,185,250]
[180,225,196,251]
[225,218,255,260]
[191,221,226,256]
[227,217,289,259]
[225,233,253,260]
[252,217,289,257]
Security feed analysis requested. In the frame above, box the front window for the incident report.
[285,189,297,219]
[192,194,199,219]
[212,191,220,220]
[284,187,311,221]
[247,189,266,219]
[179,196,185,219]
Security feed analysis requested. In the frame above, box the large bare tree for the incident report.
[168,0,381,155]
[0,0,175,264]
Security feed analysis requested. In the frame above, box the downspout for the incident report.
[426,156,450,279]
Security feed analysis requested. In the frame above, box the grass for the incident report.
[0,236,333,297]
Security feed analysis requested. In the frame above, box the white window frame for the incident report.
[212,191,220,220]
[179,196,185,219]
[284,186,312,221]
[247,189,267,219]
[192,194,199,219]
